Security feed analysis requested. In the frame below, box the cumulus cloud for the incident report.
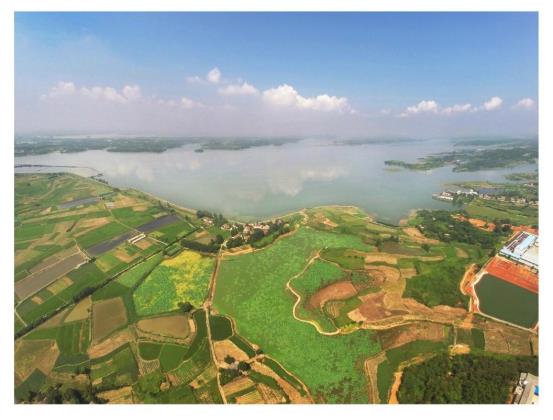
[482,96,503,111]
[42,81,143,104]
[442,103,474,115]
[262,84,353,113]
[207,67,222,84]
[40,81,76,100]
[219,82,259,96]
[122,85,142,101]
[180,96,204,109]
[514,98,535,109]
[186,75,204,84]
[399,100,476,117]
[398,100,439,117]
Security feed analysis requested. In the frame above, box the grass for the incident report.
[403,258,469,308]
[90,344,138,386]
[133,250,214,316]
[376,359,393,403]
[138,342,163,360]
[76,221,130,249]
[151,219,196,243]
[464,200,538,226]
[15,222,55,242]
[111,206,161,228]
[116,254,163,288]
[15,369,47,401]
[475,274,538,328]
[213,227,382,403]
[56,321,86,354]
[209,315,233,341]
[386,340,448,371]
[291,259,345,332]
[261,357,307,396]
[229,335,256,358]
[320,247,366,270]
[159,344,189,371]
[472,328,486,350]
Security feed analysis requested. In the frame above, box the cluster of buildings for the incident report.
[432,187,538,206]
[513,372,539,404]
[128,232,146,245]
[499,231,539,271]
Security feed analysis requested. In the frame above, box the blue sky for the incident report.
[15,12,538,136]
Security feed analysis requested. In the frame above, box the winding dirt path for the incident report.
[285,251,341,336]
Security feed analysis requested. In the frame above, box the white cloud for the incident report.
[398,100,439,117]
[442,103,473,115]
[41,81,76,99]
[180,96,204,109]
[207,67,222,84]
[81,86,126,103]
[407,100,439,114]
[219,82,259,96]
[43,81,143,104]
[482,96,503,111]
[514,98,535,109]
[262,84,353,113]
[122,85,142,101]
[400,100,476,117]
[186,75,204,84]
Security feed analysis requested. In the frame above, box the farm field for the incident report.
[214,226,382,403]
[133,250,214,316]
[14,174,538,405]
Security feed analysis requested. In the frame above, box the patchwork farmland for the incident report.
[14,174,538,404]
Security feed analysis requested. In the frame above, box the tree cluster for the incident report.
[398,354,538,404]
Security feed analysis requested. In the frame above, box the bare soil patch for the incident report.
[65,296,92,323]
[258,383,285,403]
[363,352,387,403]
[15,252,87,300]
[15,339,59,380]
[251,361,312,404]
[87,328,133,359]
[455,247,469,258]
[137,314,190,339]
[223,376,255,396]
[365,253,398,265]
[402,227,440,244]
[134,238,153,250]
[378,322,447,351]
[235,388,264,404]
[97,386,134,404]
[91,298,128,342]
[399,268,417,279]
[307,281,357,309]
[388,371,402,404]
[214,339,249,363]
[355,293,408,322]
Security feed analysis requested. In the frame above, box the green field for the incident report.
[76,222,131,249]
[403,258,469,308]
[214,227,381,403]
[291,259,345,332]
[209,315,233,341]
[133,250,214,316]
[320,248,366,270]
[476,274,538,328]
[464,200,538,226]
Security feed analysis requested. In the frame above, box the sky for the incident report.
[15,12,538,138]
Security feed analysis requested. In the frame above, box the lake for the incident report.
[14,138,537,223]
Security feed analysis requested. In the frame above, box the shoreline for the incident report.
[15,166,440,227]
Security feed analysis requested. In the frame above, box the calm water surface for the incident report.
[14,139,537,223]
